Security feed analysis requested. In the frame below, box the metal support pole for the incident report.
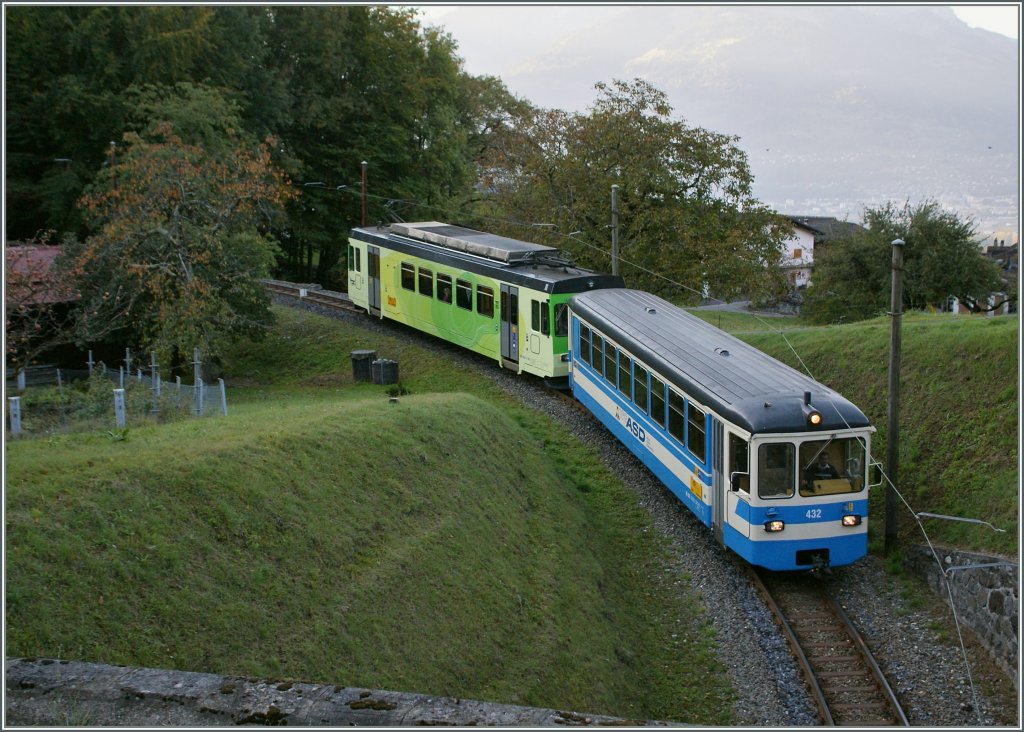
[17,370,25,391]
[610,184,620,277]
[125,347,132,377]
[219,378,228,416]
[361,160,368,227]
[885,238,905,556]
[87,350,95,375]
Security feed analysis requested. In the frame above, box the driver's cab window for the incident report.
[758,443,795,498]
[800,439,865,496]
[729,433,749,493]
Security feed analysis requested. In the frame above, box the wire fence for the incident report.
[6,349,228,440]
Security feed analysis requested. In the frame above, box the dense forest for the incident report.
[6,6,789,276]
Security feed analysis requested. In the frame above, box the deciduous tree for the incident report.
[72,122,294,364]
[803,200,1005,323]
[476,79,788,303]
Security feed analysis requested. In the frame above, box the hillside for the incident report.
[4,313,733,723]
[717,312,1019,557]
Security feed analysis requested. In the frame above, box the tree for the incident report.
[803,200,1005,323]
[474,79,789,303]
[71,122,295,364]
[265,6,481,286]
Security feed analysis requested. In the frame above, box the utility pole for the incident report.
[610,184,620,277]
[361,161,368,227]
[885,238,905,556]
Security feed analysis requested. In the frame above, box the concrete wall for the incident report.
[906,545,1019,687]
[5,658,674,727]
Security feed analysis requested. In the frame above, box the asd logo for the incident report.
[625,417,646,443]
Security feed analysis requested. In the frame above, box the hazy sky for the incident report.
[416,4,1020,41]
[951,4,1020,38]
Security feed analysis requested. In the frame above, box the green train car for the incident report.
[347,222,624,380]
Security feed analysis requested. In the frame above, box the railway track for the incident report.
[262,279,359,312]
[748,567,909,726]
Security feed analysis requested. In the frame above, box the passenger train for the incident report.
[347,222,875,571]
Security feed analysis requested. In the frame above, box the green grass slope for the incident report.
[5,313,732,723]
[719,313,1018,558]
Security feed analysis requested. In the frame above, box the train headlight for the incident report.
[802,391,823,426]
[842,514,862,527]
[764,520,785,533]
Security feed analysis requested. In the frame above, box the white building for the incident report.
[779,216,867,289]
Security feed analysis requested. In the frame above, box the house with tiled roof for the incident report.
[779,216,866,289]
[5,244,77,306]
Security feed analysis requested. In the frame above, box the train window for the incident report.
[418,267,433,297]
[368,249,377,278]
[688,403,707,463]
[729,434,750,493]
[355,248,361,273]
[650,374,666,426]
[541,301,550,335]
[798,438,866,496]
[477,285,494,317]
[633,364,648,411]
[531,301,541,332]
[456,279,472,310]
[554,303,569,337]
[668,390,685,444]
[579,324,592,366]
[348,245,354,271]
[618,353,631,399]
[593,334,604,373]
[437,273,453,304]
[401,262,415,291]
[758,443,795,499]
[603,343,616,387]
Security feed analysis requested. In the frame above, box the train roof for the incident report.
[570,289,872,435]
[350,223,624,295]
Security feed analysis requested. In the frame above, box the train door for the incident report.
[500,284,520,370]
[725,430,752,542]
[712,421,725,544]
[368,246,381,315]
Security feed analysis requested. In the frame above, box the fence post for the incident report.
[113,389,126,428]
[57,369,68,427]
[176,376,182,407]
[219,378,227,416]
[17,370,25,391]
[125,348,132,378]
[152,373,161,416]
[8,396,22,437]
[195,377,204,415]
[87,350,95,375]
[119,366,125,389]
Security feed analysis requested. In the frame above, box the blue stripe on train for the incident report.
[573,369,713,527]
[572,359,712,485]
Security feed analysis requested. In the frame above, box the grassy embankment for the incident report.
[691,309,1019,559]
[5,305,731,724]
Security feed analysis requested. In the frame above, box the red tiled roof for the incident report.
[5,245,77,305]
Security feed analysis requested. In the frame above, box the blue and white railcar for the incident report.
[569,289,875,571]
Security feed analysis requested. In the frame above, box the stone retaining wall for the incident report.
[5,658,673,727]
[906,545,1019,687]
